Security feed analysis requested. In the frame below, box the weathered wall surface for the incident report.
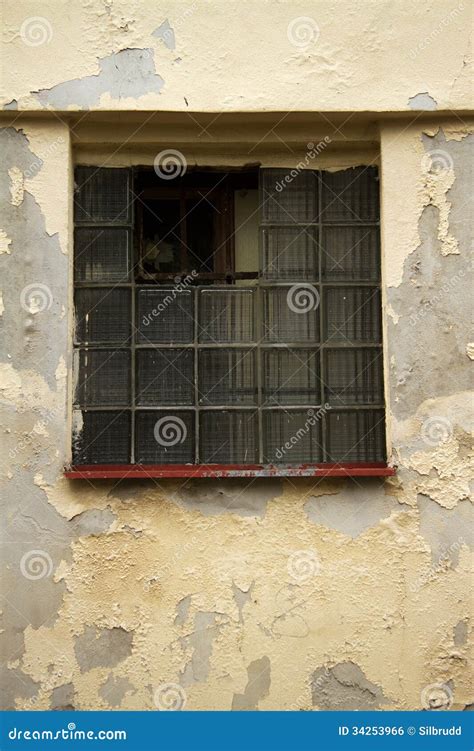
[1,0,472,112]
[0,0,472,713]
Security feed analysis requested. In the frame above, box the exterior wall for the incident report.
[0,0,472,712]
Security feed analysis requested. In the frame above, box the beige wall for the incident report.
[0,0,472,712]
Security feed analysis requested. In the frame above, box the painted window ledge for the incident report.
[65,463,396,479]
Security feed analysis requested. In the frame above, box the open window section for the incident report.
[69,165,394,478]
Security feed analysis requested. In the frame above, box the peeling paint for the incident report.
[232,657,271,710]
[0,9,472,711]
[34,49,164,109]
[312,662,389,710]
[0,229,12,254]
[408,92,437,110]
[8,166,24,206]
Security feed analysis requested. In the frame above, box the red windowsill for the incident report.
[65,463,396,479]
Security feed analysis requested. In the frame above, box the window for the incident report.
[70,164,390,477]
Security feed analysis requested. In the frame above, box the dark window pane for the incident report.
[262,227,318,280]
[75,289,131,344]
[263,410,322,463]
[74,228,130,282]
[72,410,130,464]
[136,349,194,405]
[263,286,319,343]
[324,287,381,342]
[74,168,130,223]
[261,169,318,223]
[324,349,384,406]
[199,289,255,343]
[326,410,386,462]
[141,200,182,274]
[200,411,258,463]
[322,226,380,281]
[186,198,215,273]
[135,411,194,463]
[321,167,379,223]
[75,350,130,406]
[263,348,320,405]
[137,289,193,343]
[199,349,257,405]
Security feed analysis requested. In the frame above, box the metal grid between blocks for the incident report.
[73,165,386,467]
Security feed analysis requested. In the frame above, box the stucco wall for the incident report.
[0,0,472,712]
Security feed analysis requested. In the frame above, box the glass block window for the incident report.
[72,165,385,467]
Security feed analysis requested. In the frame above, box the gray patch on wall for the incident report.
[417,495,473,566]
[70,508,116,537]
[34,49,164,109]
[99,674,134,707]
[174,595,192,626]
[305,479,401,537]
[175,479,283,518]
[408,93,437,111]
[312,662,388,710]
[180,612,222,686]
[51,683,75,710]
[232,656,271,710]
[232,582,254,623]
[453,620,468,647]
[387,131,473,421]
[74,626,133,672]
[152,19,176,50]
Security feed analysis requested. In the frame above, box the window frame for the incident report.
[67,164,395,479]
